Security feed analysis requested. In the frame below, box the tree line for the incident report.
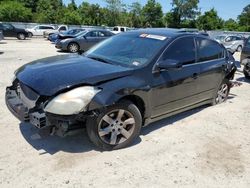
[0,0,249,31]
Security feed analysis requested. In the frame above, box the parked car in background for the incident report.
[0,23,29,40]
[112,26,131,34]
[6,29,236,150]
[48,28,85,43]
[0,31,4,41]
[241,36,250,79]
[55,29,114,53]
[43,25,68,38]
[215,35,244,54]
[26,25,55,37]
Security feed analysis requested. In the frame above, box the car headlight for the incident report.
[44,86,101,115]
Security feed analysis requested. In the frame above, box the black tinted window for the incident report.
[2,23,14,30]
[59,26,67,31]
[104,31,113,36]
[196,38,224,62]
[39,26,53,29]
[162,37,195,65]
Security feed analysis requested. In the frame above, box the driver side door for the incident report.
[151,36,201,117]
[2,23,15,37]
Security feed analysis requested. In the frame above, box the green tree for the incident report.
[238,4,250,31]
[142,0,164,27]
[20,0,40,12]
[34,0,63,23]
[78,2,103,26]
[105,0,124,26]
[168,0,199,28]
[0,1,32,22]
[67,0,77,11]
[128,2,143,27]
[224,18,239,31]
[196,8,223,31]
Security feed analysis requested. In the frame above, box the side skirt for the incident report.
[143,99,212,127]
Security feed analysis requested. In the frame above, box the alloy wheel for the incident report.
[98,109,136,145]
[69,43,79,53]
[215,83,229,104]
[18,33,25,40]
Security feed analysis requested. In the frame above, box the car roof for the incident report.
[127,28,207,38]
[85,28,112,32]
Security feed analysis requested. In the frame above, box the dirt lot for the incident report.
[0,38,250,188]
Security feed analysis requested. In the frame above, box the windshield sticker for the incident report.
[139,34,167,41]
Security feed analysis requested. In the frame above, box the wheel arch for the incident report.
[118,95,145,119]
[67,41,80,51]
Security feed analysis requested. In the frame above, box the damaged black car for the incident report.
[6,29,237,150]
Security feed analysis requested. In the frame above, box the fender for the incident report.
[88,75,152,118]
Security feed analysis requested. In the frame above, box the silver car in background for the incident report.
[55,29,114,53]
[215,35,245,54]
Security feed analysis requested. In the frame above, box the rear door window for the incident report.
[161,36,196,65]
[196,37,224,62]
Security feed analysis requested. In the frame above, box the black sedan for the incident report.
[0,22,29,40]
[241,36,250,79]
[6,29,236,150]
[55,29,114,53]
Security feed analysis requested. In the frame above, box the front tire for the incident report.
[212,79,230,105]
[237,45,242,52]
[17,33,26,40]
[68,42,79,53]
[28,32,33,38]
[86,101,142,150]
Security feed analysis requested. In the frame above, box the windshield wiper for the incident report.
[88,56,112,65]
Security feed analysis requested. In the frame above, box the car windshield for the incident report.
[84,33,168,68]
[76,30,88,38]
[215,36,226,41]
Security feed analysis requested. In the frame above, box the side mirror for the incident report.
[156,59,182,71]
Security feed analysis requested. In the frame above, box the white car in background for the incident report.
[112,26,131,34]
[26,25,55,37]
[43,25,68,38]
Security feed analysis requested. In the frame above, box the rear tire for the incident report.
[86,101,142,150]
[17,33,26,40]
[67,42,79,53]
[28,32,33,38]
[243,63,250,79]
[237,45,242,52]
[212,79,230,105]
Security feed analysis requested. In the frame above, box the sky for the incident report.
[64,0,249,20]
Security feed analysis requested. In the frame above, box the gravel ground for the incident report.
[0,38,250,188]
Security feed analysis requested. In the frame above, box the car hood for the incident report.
[16,55,133,96]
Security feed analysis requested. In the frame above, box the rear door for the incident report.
[195,37,226,100]
[81,31,105,51]
[151,36,201,117]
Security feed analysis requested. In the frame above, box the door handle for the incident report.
[192,73,199,79]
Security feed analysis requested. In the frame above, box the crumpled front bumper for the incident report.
[5,87,46,128]
[5,86,87,135]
